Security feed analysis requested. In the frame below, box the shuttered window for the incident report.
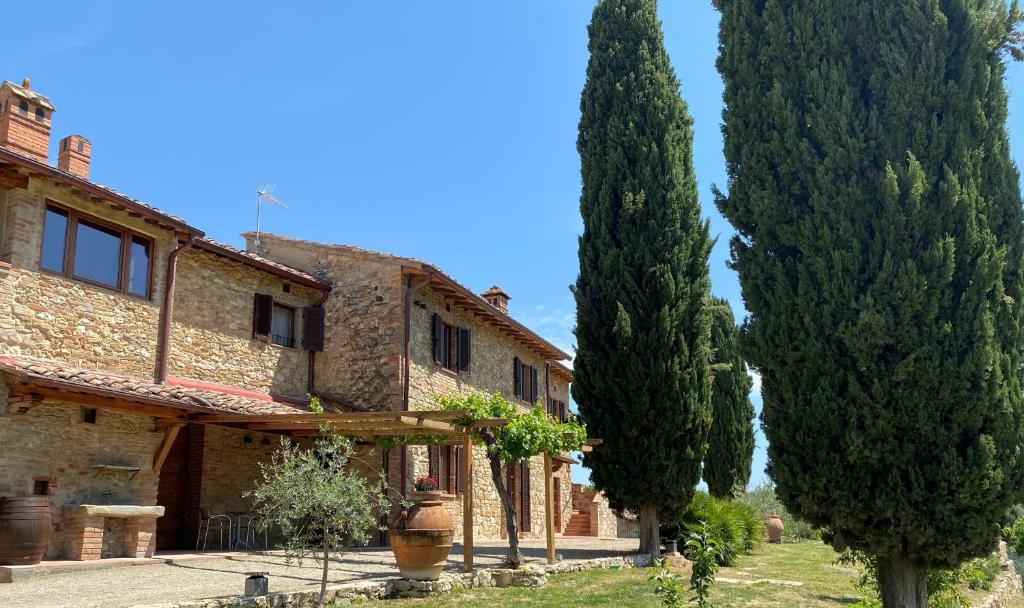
[548,399,568,422]
[520,461,531,532]
[253,293,274,341]
[428,445,440,482]
[454,446,463,495]
[432,313,471,374]
[301,306,326,351]
[513,358,539,404]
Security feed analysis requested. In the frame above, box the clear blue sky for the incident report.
[9,1,1024,488]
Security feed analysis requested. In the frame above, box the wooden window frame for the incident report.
[38,200,155,300]
[513,358,539,405]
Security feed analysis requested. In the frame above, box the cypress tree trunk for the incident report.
[574,0,713,553]
[639,503,660,562]
[877,554,927,608]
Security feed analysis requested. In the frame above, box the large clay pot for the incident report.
[389,491,454,580]
[766,514,784,544]
[0,496,50,565]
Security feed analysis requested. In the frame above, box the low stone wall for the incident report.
[142,554,651,607]
[977,543,1024,608]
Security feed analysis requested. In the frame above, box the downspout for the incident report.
[155,235,195,384]
[400,272,431,496]
[307,287,332,394]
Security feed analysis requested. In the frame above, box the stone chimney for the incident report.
[0,77,55,163]
[482,286,511,313]
[58,135,91,179]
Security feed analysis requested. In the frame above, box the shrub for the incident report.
[678,492,763,565]
[959,554,1001,591]
[736,482,818,541]
[1004,515,1024,555]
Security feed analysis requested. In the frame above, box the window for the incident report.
[41,206,68,272]
[33,479,50,496]
[548,399,568,423]
[34,107,45,122]
[81,408,97,424]
[513,357,539,404]
[253,294,313,349]
[40,202,153,298]
[431,313,470,373]
[74,219,122,288]
[271,303,295,348]
[18,100,28,116]
[428,445,464,495]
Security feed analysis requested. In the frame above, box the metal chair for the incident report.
[196,508,233,551]
[239,513,271,552]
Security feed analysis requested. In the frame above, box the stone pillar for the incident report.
[63,515,104,561]
[124,519,157,558]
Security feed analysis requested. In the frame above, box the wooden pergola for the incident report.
[195,409,602,570]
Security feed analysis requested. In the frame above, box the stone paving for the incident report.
[1,537,640,608]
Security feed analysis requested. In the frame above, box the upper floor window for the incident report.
[18,100,28,116]
[253,293,324,351]
[548,398,567,423]
[271,303,295,348]
[431,313,470,373]
[34,108,45,123]
[513,357,539,404]
[40,202,152,298]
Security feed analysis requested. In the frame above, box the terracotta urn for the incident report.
[389,491,454,580]
[766,513,784,544]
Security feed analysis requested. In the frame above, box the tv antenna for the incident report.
[254,184,288,250]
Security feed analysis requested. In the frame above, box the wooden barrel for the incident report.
[0,497,50,565]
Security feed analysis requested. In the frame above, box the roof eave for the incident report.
[0,147,203,236]
[193,239,329,290]
[402,263,572,362]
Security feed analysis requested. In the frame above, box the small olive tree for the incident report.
[246,429,390,607]
[437,393,587,568]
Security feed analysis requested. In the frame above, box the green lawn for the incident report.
[357,542,865,607]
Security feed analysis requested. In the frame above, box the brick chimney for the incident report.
[0,77,55,163]
[58,135,91,179]
[482,286,510,313]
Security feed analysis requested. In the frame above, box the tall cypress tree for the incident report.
[704,297,755,498]
[714,1,1024,605]
[573,0,713,560]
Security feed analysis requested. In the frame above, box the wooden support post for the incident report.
[544,451,555,564]
[152,422,184,472]
[463,433,474,571]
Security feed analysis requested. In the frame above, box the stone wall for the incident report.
[168,249,319,399]
[0,177,176,378]
[198,425,281,515]
[0,395,162,558]
[243,234,405,411]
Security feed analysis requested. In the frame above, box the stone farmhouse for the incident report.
[0,78,629,563]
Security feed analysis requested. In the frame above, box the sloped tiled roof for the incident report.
[194,237,329,289]
[0,355,315,417]
[247,232,574,362]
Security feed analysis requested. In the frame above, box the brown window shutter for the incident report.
[252,293,273,341]
[301,306,326,351]
[520,461,531,532]
[560,401,567,423]
[530,367,539,404]
[428,445,440,481]
[457,327,471,372]
[432,314,444,365]
[513,357,521,399]
[454,446,462,495]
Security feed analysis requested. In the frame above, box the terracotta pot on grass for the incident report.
[389,491,454,580]
[766,513,784,544]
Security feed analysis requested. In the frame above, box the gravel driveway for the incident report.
[2,538,639,608]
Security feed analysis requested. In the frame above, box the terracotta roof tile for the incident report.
[0,355,315,417]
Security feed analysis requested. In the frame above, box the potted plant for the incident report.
[389,475,454,580]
